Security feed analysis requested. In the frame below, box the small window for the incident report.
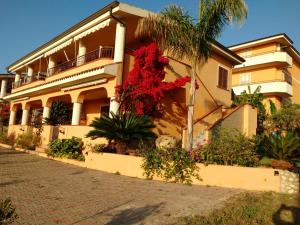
[218,66,228,90]
[240,73,251,85]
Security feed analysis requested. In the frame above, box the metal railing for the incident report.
[12,46,114,89]
[12,72,47,89]
[47,46,114,76]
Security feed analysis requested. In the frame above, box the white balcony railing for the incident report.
[235,51,293,69]
[232,81,293,96]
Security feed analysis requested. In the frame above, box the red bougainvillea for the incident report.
[116,43,190,116]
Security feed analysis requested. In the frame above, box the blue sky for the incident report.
[0,0,299,73]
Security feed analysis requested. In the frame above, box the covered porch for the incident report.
[8,84,116,147]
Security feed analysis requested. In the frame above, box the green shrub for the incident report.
[44,101,72,125]
[16,131,40,150]
[0,198,18,225]
[201,127,258,167]
[265,101,300,135]
[0,132,15,146]
[258,156,272,167]
[139,145,200,184]
[48,137,84,161]
[259,131,300,167]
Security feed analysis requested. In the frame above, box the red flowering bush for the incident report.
[116,43,190,116]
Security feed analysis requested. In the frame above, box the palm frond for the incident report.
[86,112,157,144]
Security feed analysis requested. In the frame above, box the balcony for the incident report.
[232,81,293,96]
[234,51,293,71]
[12,46,114,89]
[12,72,47,89]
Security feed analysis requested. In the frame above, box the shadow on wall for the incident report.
[155,88,187,137]
[106,203,164,225]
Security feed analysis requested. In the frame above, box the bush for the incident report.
[200,127,258,167]
[16,131,40,150]
[88,143,116,153]
[48,137,84,161]
[265,101,300,135]
[0,132,15,146]
[258,131,300,168]
[44,101,72,126]
[0,198,18,225]
[139,145,200,184]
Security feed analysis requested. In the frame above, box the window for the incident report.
[240,73,251,85]
[218,66,228,90]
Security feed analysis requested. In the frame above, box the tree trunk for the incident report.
[186,60,197,151]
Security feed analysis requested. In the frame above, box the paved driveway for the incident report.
[0,147,241,225]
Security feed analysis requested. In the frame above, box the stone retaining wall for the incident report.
[280,170,299,194]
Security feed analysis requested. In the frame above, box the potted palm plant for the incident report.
[86,112,157,154]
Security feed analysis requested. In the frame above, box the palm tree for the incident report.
[136,0,247,151]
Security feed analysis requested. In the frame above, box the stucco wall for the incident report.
[84,152,281,192]
[232,67,280,86]
[289,60,300,104]
[221,104,257,137]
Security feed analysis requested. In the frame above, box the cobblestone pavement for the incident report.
[0,147,242,225]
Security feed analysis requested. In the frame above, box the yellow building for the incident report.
[229,34,300,109]
[4,1,255,149]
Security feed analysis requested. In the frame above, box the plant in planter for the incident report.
[260,131,300,169]
[47,137,84,161]
[86,112,157,154]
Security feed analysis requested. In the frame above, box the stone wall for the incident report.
[280,170,299,194]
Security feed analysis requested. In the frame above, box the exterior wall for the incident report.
[157,52,234,141]
[235,43,277,57]
[221,104,257,137]
[232,39,300,107]
[232,67,281,86]
[280,170,299,194]
[84,152,282,192]
[58,125,107,145]
[289,60,300,104]
[83,100,100,125]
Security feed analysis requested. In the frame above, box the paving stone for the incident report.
[0,147,242,225]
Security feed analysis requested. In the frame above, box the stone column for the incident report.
[0,79,7,98]
[109,96,119,116]
[27,66,33,82]
[42,106,50,120]
[77,40,86,66]
[9,110,16,125]
[114,22,126,63]
[71,102,82,125]
[21,108,29,125]
[15,73,21,87]
[111,22,126,116]
[47,56,56,76]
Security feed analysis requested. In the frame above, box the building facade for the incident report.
[229,34,300,110]
[4,1,256,148]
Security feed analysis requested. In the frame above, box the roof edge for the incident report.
[7,1,120,71]
[228,33,293,49]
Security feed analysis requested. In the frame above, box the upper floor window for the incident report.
[218,66,228,90]
[240,73,251,85]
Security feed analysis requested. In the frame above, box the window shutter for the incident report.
[218,67,228,90]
